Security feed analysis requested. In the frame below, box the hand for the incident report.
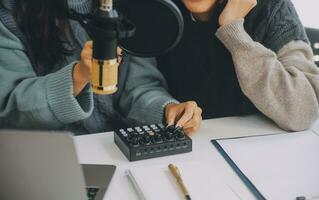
[73,41,123,96]
[165,101,203,134]
[219,0,257,26]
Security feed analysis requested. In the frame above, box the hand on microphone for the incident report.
[165,101,203,134]
[72,41,122,96]
[219,0,257,26]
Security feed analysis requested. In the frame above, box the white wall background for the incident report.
[291,0,319,28]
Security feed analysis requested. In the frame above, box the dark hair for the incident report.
[14,0,74,70]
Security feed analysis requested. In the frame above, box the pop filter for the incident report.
[116,0,184,57]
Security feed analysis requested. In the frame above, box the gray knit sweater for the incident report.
[0,0,178,134]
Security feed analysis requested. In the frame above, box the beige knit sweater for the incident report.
[216,19,319,131]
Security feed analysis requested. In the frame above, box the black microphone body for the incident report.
[90,2,120,95]
[92,9,118,61]
[87,0,120,94]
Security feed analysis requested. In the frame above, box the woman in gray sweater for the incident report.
[131,0,319,131]
[0,0,202,134]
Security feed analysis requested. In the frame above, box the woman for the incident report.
[131,0,319,131]
[0,0,202,134]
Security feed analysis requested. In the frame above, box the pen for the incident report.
[296,196,319,200]
[168,164,192,200]
[126,169,147,200]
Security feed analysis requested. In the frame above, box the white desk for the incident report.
[74,114,317,200]
[312,120,319,135]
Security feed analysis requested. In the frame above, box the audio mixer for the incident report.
[114,124,192,161]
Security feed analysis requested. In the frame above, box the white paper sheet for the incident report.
[217,131,319,200]
[126,160,240,200]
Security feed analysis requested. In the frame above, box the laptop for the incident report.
[0,130,116,200]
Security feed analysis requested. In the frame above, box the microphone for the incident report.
[69,0,184,95]
[68,0,135,95]
[91,0,120,95]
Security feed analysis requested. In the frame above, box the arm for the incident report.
[0,22,93,129]
[216,19,319,131]
[119,56,178,125]
[119,56,203,133]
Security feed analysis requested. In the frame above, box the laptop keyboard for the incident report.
[86,187,100,200]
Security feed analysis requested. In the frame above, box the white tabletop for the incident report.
[312,120,319,135]
[74,114,318,200]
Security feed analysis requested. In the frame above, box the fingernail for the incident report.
[167,122,173,127]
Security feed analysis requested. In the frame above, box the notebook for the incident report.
[213,130,319,200]
[126,160,241,200]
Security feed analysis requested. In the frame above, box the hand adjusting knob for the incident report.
[165,125,176,141]
[174,127,185,140]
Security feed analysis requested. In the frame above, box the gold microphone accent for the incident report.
[91,58,119,95]
[100,0,112,11]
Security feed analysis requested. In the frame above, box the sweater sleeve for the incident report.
[262,0,308,52]
[216,19,319,131]
[119,56,179,125]
[0,21,93,129]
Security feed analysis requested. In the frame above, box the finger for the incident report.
[82,43,93,55]
[84,41,93,48]
[183,109,202,130]
[183,116,197,130]
[184,113,201,134]
[174,111,184,123]
[117,47,123,62]
[183,119,198,130]
[166,109,178,126]
[117,47,122,56]
[117,55,123,63]
[176,105,195,127]
[82,50,92,58]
